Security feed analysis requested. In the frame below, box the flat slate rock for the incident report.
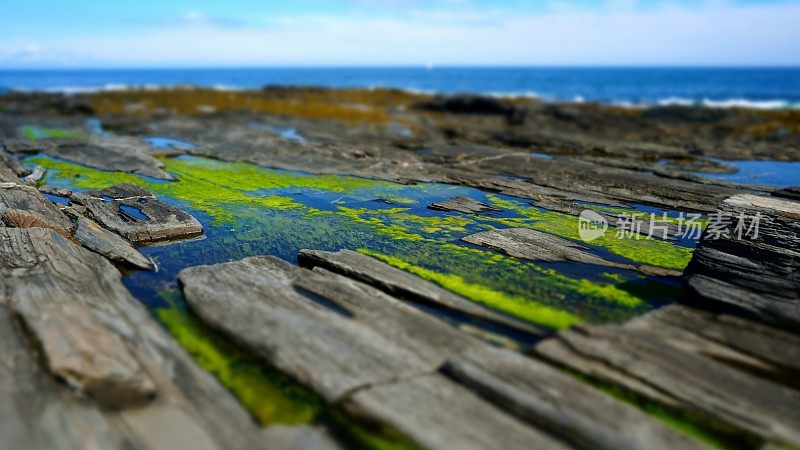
[534,309,800,448]
[4,135,174,180]
[298,248,547,338]
[74,216,155,270]
[73,183,203,243]
[428,196,501,214]
[342,373,570,450]
[683,194,800,327]
[0,156,22,183]
[181,253,708,450]
[0,227,273,450]
[179,256,574,450]
[463,227,681,277]
[441,346,707,450]
[0,182,74,237]
[179,256,434,402]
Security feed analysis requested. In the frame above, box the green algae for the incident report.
[155,295,322,425]
[485,195,695,270]
[359,249,582,329]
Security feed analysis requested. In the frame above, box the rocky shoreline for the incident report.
[1,87,798,449]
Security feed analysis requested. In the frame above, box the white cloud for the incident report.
[1,1,799,67]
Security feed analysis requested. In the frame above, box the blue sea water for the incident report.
[1,67,799,107]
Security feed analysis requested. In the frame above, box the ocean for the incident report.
[1,67,799,108]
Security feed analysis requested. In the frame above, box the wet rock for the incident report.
[428,196,501,214]
[0,227,273,449]
[0,182,74,236]
[534,306,800,447]
[74,217,155,270]
[462,228,681,277]
[73,184,203,243]
[298,249,546,338]
[683,194,800,328]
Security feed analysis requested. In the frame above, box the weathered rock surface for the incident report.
[428,195,501,214]
[74,216,155,270]
[463,228,682,277]
[442,346,706,450]
[683,194,800,328]
[0,182,74,236]
[0,155,23,182]
[3,135,174,180]
[298,248,546,337]
[0,227,275,449]
[73,183,203,243]
[181,253,709,450]
[535,304,800,447]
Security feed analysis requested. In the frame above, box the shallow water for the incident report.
[698,159,800,188]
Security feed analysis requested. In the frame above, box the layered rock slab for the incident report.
[298,248,546,337]
[73,183,203,243]
[0,227,274,449]
[180,253,709,450]
[535,304,800,448]
[683,194,800,327]
[428,196,500,214]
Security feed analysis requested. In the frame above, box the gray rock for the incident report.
[74,217,155,270]
[442,345,708,450]
[298,249,547,338]
[534,308,800,447]
[74,184,203,243]
[0,227,273,449]
[683,194,800,327]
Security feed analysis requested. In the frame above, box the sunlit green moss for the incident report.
[359,248,583,329]
[155,300,323,425]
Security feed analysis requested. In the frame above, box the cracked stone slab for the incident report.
[73,184,203,243]
[441,345,707,450]
[534,311,800,448]
[684,194,800,327]
[179,256,570,450]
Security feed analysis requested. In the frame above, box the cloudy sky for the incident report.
[1,0,799,67]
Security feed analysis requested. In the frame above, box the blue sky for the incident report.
[1,0,799,67]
